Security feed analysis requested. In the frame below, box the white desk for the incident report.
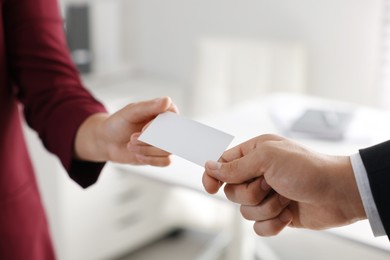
[113,93,390,255]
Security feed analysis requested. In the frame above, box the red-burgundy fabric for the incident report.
[0,0,107,259]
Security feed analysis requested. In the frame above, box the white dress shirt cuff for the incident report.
[350,153,386,236]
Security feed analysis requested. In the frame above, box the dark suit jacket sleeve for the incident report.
[4,0,107,188]
[359,140,390,237]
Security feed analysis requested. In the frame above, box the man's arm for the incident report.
[359,140,390,236]
[350,153,386,236]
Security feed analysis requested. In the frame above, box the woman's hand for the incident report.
[75,96,178,167]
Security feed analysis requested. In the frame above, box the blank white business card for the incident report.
[138,112,234,167]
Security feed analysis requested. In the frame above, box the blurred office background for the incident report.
[22,0,390,259]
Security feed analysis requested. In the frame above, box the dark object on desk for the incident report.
[287,109,353,141]
[65,4,92,74]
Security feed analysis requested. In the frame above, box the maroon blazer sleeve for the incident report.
[4,0,107,187]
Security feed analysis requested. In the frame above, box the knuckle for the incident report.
[244,190,261,206]
[240,206,252,220]
[224,185,235,201]
[222,163,237,182]
[259,200,279,217]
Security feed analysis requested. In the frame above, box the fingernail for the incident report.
[206,161,221,170]
[152,97,165,106]
[154,96,171,104]
[131,134,140,143]
[279,209,292,223]
[261,179,271,191]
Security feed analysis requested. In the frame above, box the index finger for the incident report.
[219,138,256,163]
[221,134,282,163]
[121,96,179,123]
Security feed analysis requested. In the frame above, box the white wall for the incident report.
[124,0,383,106]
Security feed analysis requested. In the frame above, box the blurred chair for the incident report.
[190,38,307,116]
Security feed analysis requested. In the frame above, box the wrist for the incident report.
[333,156,367,223]
[74,113,110,162]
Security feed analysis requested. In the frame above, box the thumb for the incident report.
[205,151,263,184]
[120,96,177,123]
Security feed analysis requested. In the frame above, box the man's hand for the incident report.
[203,134,366,236]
